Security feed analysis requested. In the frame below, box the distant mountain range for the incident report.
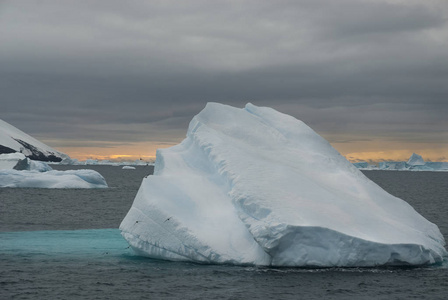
[0,119,68,162]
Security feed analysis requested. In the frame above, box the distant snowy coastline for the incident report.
[353,153,448,171]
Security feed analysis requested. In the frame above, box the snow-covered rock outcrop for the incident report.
[0,118,68,162]
[120,103,446,267]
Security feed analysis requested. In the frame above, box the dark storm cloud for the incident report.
[0,0,447,147]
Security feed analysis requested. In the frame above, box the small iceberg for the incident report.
[120,103,446,267]
[122,166,136,170]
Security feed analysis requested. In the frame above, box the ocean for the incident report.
[1,166,447,299]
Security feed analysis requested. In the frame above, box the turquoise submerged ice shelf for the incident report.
[0,229,131,257]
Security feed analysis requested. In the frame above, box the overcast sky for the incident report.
[1,0,447,162]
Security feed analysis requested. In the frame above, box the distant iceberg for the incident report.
[378,161,408,170]
[0,169,108,188]
[352,161,377,170]
[122,166,136,170]
[374,154,448,171]
[407,153,425,166]
[424,162,448,170]
[120,103,446,267]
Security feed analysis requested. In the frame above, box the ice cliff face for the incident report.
[0,119,68,162]
[120,103,446,267]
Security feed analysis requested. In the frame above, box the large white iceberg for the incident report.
[120,103,446,267]
[0,169,108,188]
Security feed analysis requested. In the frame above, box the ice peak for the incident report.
[407,153,425,166]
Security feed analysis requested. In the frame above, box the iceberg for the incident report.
[0,153,28,170]
[376,154,448,171]
[25,159,53,172]
[0,153,53,172]
[423,162,448,171]
[120,103,446,267]
[407,153,425,166]
[378,161,408,170]
[0,169,108,188]
[122,166,136,170]
[1,152,106,188]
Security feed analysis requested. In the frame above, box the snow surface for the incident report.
[0,169,108,188]
[0,118,68,162]
[120,103,447,267]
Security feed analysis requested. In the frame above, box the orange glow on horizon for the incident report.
[331,140,448,163]
[55,141,177,162]
[54,138,448,163]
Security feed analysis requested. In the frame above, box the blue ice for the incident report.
[0,229,132,258]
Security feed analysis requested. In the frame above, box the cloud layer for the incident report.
[1,0,447,161]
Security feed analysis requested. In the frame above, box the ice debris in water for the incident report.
[120,103,447,267]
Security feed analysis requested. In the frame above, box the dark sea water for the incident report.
[1,166,448,299]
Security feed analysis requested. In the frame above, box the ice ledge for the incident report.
[122,224,445,267]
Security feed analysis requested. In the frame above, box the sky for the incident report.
[1,0,447,163]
